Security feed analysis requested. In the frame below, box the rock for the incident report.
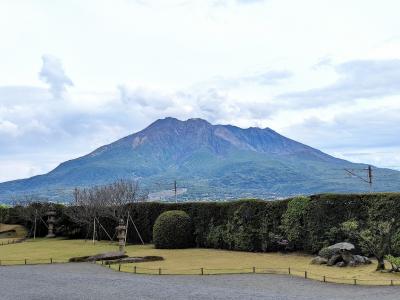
[341,251,353,264]
[328,242,355,251]
[104,256,164,265]
[69,252,128,263]
[353,255,371,265]
[86,252,127,262]
[327,254,342,266]
[311,256,328,265]
[313,242,371,268]
[336,261,346,267]
[348,260,356,267]
[348,255,372,267]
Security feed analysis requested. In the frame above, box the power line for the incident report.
[343,165,373,193]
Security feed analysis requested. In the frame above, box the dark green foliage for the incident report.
[153,210,193,249]
[303,194,371,252]
[385,255,400,272]
[0,204,9,224]
[318,247,338,259]
[302,193,400,253]
[281,196,310,249]
[3,193,400,254]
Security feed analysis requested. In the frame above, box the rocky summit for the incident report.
[1,117,400,202]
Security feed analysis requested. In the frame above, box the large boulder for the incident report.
[312,242,370,267]
[328,242,355,251]
[341,251,353,265]
[327,254,342,266]
[311,256,328,265]
[348,255,372,267]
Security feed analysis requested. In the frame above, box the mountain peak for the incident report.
[186,117,211,124]
[2,117,400,202]
[152,117,211,125]
[150,117,180,126]
[147,117,212,128]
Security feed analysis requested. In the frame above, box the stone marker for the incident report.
[45,208,56,238]
[116,219,126,253]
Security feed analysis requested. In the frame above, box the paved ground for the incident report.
[0,263,399,300]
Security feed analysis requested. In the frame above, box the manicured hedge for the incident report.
[153,210,192,249]
[3,193,400,254]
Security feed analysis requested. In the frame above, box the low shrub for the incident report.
[153,210,193,249]
[318,247,338,259]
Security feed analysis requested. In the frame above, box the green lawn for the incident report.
[0,238,399,285]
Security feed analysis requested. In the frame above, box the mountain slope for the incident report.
[1,117,400,202]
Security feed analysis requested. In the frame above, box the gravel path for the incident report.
[0,263,399,300]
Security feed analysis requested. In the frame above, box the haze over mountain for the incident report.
[1,117,399,202]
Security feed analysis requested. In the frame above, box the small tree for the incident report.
[101,180,148,222]
[65,187,105,240]
[342,219,398,271]
[65,180,147,242]
[11,196,51,238]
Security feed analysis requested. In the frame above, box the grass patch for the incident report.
[0,238,399,285]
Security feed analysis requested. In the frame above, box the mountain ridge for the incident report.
[1,117,399,202]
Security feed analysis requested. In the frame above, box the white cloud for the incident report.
[279,60,400,107]
[0,0,400,181]
[39,55,73,99]
[118,85,174,110]
[0,120,19,137]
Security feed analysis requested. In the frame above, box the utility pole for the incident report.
[343,165,373,193]
[367,165,373,193]
[33,210,37,240]
[174,180,177,203]
[92,218,96,244]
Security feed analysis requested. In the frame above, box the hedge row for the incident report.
[2,193,400,254]
[304,193,400,253]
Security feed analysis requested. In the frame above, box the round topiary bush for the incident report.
[153,210,193,249]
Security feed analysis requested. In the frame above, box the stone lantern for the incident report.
[116,219,126,253]
[45,208,56,238]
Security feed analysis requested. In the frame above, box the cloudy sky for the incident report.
[1,0,400,182]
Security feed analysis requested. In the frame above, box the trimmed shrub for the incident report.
[281,196,310,249]
[153,210,193,249]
